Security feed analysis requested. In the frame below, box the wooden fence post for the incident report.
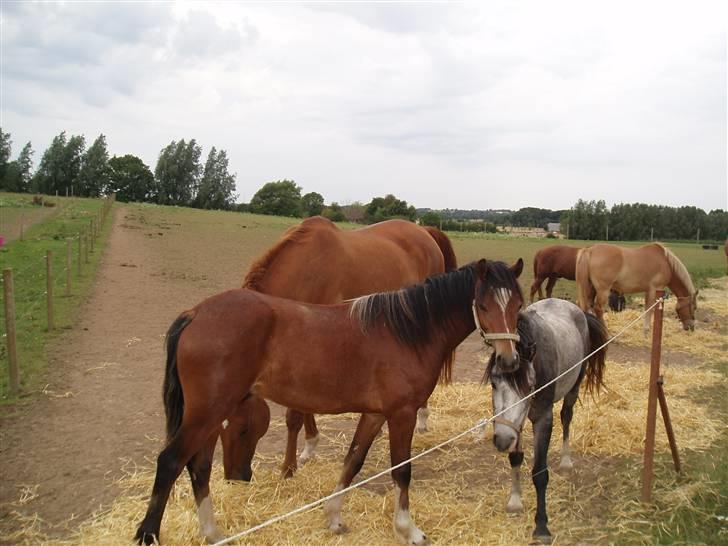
[84,230,89,264]
[3,269,20,395]
[641,290,665,502]
[78,234,83,277]
[89,220,95,253]
[46,250,54,331]
[66,239,72,296]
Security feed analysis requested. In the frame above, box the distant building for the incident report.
[547,222,561,234]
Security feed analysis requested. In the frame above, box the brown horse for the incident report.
[223,216,457,480]
[135,259,524,545]
[576,242,698,332]
[529,245,580,302]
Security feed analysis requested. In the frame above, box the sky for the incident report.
[1,0,726,211]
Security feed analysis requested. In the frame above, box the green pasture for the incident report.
[0,192,112,401]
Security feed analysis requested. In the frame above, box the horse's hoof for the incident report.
[531,531,553,544]
[134,529,158,545]
[204,529,226,544]
[559,458,574,471]
[298,455,314,466]
[281,466,296,479]
[415,424,428,434]
[506,501,524,514]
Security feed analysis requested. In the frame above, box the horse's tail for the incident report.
[423,226,458,272]
[423,226,457,383]
[163,310,195,441]
[583,312,608,394]
[575,247,592,311]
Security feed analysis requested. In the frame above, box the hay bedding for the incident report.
[16,279,727,545]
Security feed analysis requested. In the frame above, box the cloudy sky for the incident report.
[2,1,726,211]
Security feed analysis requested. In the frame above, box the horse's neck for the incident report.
[436,305,476,352]
[667,273,691,298]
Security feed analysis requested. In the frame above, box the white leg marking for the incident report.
[560,437,573,471]
[415,407,430,433]
[324,483,348,534]
[392,484,427,545]
[221,419,229,430]
[506,466,524,513]
[298,433,320,465]
[197,496,224,543]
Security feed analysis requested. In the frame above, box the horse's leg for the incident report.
[529,276,543,303]
[545,276,558,299]
[531,409,554,543]
[324,413,386,533]
[135,415,223,545]
[299,413,320,466]
[559,379,583,471]
[593,288,607,322]
[506,441,525,513]
[281,408,304,478]
[416,400,429,433]
[388,408,427,545]
[187,432,224,543]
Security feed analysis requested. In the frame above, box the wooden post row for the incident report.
[3,269,20,395]
[46,250,54,331]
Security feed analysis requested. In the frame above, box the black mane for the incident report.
[350,260,521,348]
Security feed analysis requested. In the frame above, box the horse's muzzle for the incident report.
[493,433,517,453]
[496,353,519,373]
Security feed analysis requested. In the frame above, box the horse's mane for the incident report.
[243,217,335,290]
[350,261,521,381]
[483,314,536,395]
[654,243,695,295]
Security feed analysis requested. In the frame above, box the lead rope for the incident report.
[212,297,664,546]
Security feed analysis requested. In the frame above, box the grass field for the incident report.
[0,192,113,400]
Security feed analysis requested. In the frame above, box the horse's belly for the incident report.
[553,367,580,401]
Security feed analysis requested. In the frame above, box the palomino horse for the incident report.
[487,298,608,543]
[135,259,524,545]
[223,216,457,480]
[529,245,580,302]
[576,242,698,333]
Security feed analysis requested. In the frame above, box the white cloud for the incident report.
[2,0,725,211]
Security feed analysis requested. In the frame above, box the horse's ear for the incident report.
[510,258,524,278]
[476,259,488,279]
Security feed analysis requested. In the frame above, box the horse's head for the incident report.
[676,290,698,331]
[472,258,524,372]
[221,396,271,481]
[487,346,536,453]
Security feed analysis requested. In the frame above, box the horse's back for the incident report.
[587,243,671,293]
[526,299,589,401]
[538,245,579,279]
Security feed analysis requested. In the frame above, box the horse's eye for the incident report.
[478,303,487,311]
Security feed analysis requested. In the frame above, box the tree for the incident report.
[32,132,85,195]
[364,194,416,223]
[154,139,202,206]
[249,180,302,217]
[419,210,442,227]
[301,191,324,217]
[322,202,346,222]
[109,155,155,202]
[0,128,11,184]
[78,134,111,197]
[195,147,237,210]
[2,142,34,192]
[343,201,365,223]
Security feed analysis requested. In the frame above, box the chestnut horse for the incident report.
[222,216,457,480]
[135,259,524,545]
[576,242,698,333]
[529,245,580,302]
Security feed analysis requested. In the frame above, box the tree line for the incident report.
[2,127,725,239]
[561,199,727,242]
[0,128,238,210]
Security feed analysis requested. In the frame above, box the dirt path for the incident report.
[0,205,659,541]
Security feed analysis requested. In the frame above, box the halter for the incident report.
[493,416,524,435]
[675,294,694,312]
[471,300,520,346]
